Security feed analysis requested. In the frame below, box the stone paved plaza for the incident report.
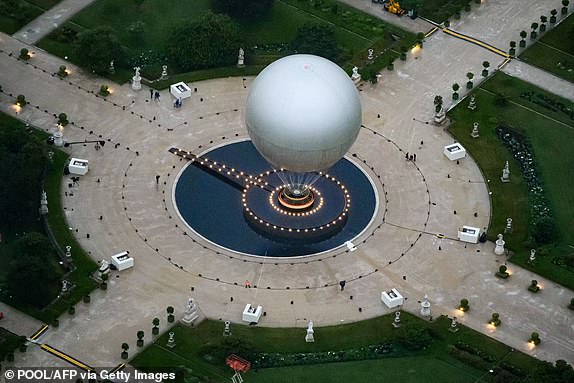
[0,0,573,375]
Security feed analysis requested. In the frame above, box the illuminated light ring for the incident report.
[242,171,351,240]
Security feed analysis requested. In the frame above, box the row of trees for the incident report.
[75,11,342,75]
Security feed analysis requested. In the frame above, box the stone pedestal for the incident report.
[494,234,505,255]
[448,317,459,332]
[39,190,49,215]
[160,65,168,80]
[132,75,141,90]
[351,66,361,86]
[166,332,176,348]
[420,295,431,318]
[501,161,510,182]
[182,298,199,326]
[471,122,480,138]
[53,131,63,147]
[237,48,245,68]
[223,321,231,337]
[392,311,401,328]
[434,109,446,125]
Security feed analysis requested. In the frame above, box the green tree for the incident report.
[133,0,145,11]
[0,123,47,235]
[168,12,242,71]
[211,0,274,21]
[6,233,62,308]
[291,23,341,63]
[75,27,125,75]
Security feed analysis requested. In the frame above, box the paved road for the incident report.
[0,0,573,375]
[503,59,574,102]
[13,0,98,45]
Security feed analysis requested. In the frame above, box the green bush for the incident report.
[58,113,68,126]
[167,12,242,72]
[19,48,30,60]
[16,94,26,106]
[57,65,68,77]
[495,265,509,279]
[99,85,110,96]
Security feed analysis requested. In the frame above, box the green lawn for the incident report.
[0,327,24,360]
[26,0,63,9]
[132,314,544,383]
[247,356,482,383]
[0,113,97,323]
[520,14,574,83]
[448,72,574,289]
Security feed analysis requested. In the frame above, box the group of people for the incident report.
[149,88,183,108]
[405,152,417,161]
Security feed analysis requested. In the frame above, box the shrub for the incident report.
[529,332,541,345]
[57,65,68,77]
[550,9,558,23]
[16,94,26,107]
[459,298,469,311]
[137,331,144,347]
[495,265,509,279]
[528,279,540,293]
[58,113,68,126]
[489,312,501,326]
[19,48,30,60]
[99,85,110,96]
[466,72,474,89]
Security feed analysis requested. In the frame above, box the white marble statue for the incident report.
[501,161,510,182]
[305,320,315,342]
[237,48,245,68]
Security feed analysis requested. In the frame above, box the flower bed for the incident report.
[252,343,395,368]
[495,126,556,244]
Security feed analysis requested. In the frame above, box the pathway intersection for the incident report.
[0,0,573,375]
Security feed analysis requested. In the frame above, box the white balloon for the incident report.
[245,54,362,173]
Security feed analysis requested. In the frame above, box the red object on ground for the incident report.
[226,354,251,373]
[0,312,4,320]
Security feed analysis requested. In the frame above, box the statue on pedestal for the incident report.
[237,47,245,68]
[392,311,401,328]
[367,48,374,60]
[501,161,510,182]
[448,317,459,332]
[351,66,361,86]
[182,297,199,326]
[420,295,431,318]
[471,122,480,138]
[160,65,168,80]
[40,190,49,215]
[467,96,477,111]
[132,67,142,91]
[305,320,315,342]
[494,234,505,255]
[504,217,513,233]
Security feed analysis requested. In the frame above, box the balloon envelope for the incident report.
[245,54,362,173]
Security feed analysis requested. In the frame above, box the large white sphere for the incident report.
[245,54,362,173]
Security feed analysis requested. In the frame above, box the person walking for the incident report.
[149,88,154,100]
